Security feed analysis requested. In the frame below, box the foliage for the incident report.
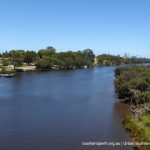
[2,58,9,66]
[97,54,150,66]
[123,115,150,150]
[83,49,95,63]
[97,54,122,66]
[115,66,150,147]
[9,50,25,67]
[114,66,150,104]
[37,46,56,58]
[24,51,36,64]
[1,46,150,71]
[35,57,51,70]
[34,48,94,70]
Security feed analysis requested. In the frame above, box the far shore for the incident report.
[0,64,92,74]
[1,62,150,75]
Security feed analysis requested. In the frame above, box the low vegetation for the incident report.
[114,66,150,104]
[123,114,150,150]
[114,66,150,149]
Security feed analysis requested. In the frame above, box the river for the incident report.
[0,67,132,150]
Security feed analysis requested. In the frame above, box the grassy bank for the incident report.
[123,114,150,150]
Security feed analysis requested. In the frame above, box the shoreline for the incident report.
[115,101,131,119]
[1,62,150,75]
[114,65,150,150]
[115,101,149,150]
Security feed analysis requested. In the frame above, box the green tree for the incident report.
[24,51,37,64]
[2,58,9,66]
[9,50,25,68]
[37,46,56,58]
[83,49,95,63]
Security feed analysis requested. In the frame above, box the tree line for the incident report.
[97,54,150,66]
[1,46,150,70]
[0,46,95,70]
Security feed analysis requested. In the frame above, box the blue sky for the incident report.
[0,0,150,57]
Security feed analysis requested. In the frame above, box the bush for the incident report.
[114,66,150,104]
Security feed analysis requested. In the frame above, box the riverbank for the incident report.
[116,101,150,150]
[0,64,92,74]
[115,101,131,119]
[114,66,150,150]
[15,65,36,72]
